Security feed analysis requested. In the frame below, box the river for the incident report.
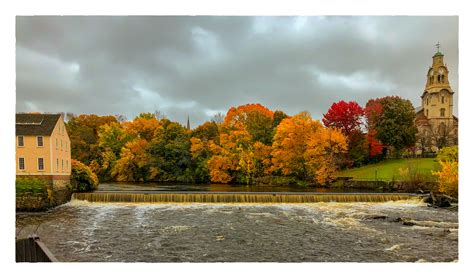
[16,199,458,262]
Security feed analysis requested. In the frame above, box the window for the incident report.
[437,75,441,82]
[426,109,429,117]
[61,140,63,150]
[18,136,24,147]
[56,138,58,149]
[66,160,69,170]
[62,159,64,171]
[57,158,59,172]
[37,136,44,147]
[442,96,445,104]
[19,157,25,170]
[38,157,44,171]
[441,108,446,117]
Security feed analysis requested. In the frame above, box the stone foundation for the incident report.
[16,175,72,211]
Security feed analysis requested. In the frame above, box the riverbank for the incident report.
[16,183,72,212]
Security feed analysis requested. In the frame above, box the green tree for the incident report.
[368,96,417,157]
[147,119,193,182]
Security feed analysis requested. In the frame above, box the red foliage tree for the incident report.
[365,98,384,157]
[322,100,364,136]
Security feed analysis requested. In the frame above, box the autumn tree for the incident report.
[305,127,348,184]
[322,100,364,135]
[92,122,132,181]
[365,96,417,158]
[66,114,118,165]
[111,138,151,182]
[223,103,274,145]
[271,112,347,184]
[272,110,289,128]
[433,146,458,197]
[123,116,161,141]
[206,129,253,184]
[323,100,367,166]
[191,121,220,143]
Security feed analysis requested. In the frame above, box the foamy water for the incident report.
[16,200,458,262]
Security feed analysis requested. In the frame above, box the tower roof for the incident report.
[433,51,444,57]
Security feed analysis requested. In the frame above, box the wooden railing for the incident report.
[16,235,58,262]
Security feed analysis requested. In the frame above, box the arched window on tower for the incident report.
[426,109,429,117]
[437,75,441,83]
[441,96,445,104]
[440,108,445,117]
[441,75,445,83]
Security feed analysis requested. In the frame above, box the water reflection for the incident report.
[97,183,387,193]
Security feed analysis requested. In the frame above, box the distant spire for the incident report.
[186,115,190,130]
[436,41,440,52]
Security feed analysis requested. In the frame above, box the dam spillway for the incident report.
[71,191,420,203]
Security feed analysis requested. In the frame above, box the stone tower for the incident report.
[421,47,454,120]
[416,44,458,153]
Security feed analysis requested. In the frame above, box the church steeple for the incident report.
[186,115,190,130]
[425,42,450,91]
[421,43,454,120]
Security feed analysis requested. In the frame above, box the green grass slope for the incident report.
[336,158,440,181]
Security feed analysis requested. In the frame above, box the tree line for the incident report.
[65,96,418,185]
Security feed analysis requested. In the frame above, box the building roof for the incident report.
[16,113,61,136]
[433,51,444,57]
[415,109,430,126]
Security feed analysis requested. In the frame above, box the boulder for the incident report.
[423,192,453,208]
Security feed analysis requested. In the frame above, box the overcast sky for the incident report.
[16,16,458,127]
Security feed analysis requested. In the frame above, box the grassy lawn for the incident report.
[336,158,440,181]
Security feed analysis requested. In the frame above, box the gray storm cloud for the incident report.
[16,16,458,127]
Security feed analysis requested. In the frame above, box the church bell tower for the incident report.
[421,42,454,120]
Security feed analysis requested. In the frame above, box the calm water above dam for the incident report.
[96,182,387,193]
[16,200,458,262]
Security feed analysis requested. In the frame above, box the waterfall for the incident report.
[72,192,419,203]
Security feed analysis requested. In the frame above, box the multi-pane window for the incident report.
[441,108,446,117]
[38,158,44,171]
[19,157,25,170]
[37,136,44,147]
[18,136,24,147]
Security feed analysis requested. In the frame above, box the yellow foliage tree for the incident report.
[111,139,151,182]
[433,161,458,197]
[305,127,348,184]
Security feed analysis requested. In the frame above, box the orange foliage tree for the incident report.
[223,103,275,144]
[271,112,347,184]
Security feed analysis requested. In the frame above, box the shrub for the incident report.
[433,161,458,197]
[70,159,99,192]
[437,146,458,162]
[16,177,47,195]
